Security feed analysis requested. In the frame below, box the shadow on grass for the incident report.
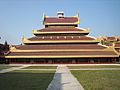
[0,71,55,90]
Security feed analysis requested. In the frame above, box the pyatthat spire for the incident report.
[77,11,80,17]
[57,11,64,18]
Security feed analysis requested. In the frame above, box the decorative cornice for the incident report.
[32,29,90,35]
[44,22,79,25]
[23,38,100,44]
[10,48,113,53]
[43,15,80,25]
[5,55,119,58]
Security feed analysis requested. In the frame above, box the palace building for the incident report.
[0,12,119,64]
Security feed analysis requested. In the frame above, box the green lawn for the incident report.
[71,70,120,90]
[23,66,57,69]
[0,65,19,70]
[0,70,55,90]
[68,65,120,69]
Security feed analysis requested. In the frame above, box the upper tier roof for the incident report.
[33,27,89,35]
[38,27,84,32]
[44,16,79,25]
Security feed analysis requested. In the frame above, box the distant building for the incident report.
[99,36,120,45]
[0,12,119,64]
[114,43,120,56]
[0,41,9,63]
[99,36,120,62]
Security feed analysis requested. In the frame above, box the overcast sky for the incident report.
[0,0,120,44]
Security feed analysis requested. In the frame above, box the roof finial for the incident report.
[57,11,64,18]
[77,11,80,17]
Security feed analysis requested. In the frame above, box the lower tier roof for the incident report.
[115,43,120,48]
[14,44,107,50]
[6,51,118,58]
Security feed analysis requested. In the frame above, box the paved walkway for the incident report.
[70,68,120,70]
[0,65,31,73]
[47,65,84,90]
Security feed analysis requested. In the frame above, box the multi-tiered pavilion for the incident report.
[2,12,119,63]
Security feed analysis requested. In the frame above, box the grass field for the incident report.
[0,65,19,70]
[68,65,120,69]
[0,70,55,90]
[23,66,57,69]
[71,70,120,90]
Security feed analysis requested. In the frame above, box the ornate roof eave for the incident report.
[32,29,90,35]
[10,47,114,52]
[44,22,79,25]
[114,42,120,48]
[22,38,100,44]
[5,55,119,58]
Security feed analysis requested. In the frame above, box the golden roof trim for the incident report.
[5,55,118,58]
[32,29,89,34]
[10,48,114,52]
[43,14,80,25]
[23,38,100,44]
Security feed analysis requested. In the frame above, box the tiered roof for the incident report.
[115,43,120,48]
[114,43,120,55]
[11,44,106,50]
[22,36,99,44]
[7,51,117,58]
[44,16,79,25]
[100,36,120,44]
[33,28,89,35]
[5,12,119,58]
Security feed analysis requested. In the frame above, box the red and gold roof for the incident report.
[33,27,89,35]
[6,43,118,58]
[44,16,80,25]
[4,12,119,59]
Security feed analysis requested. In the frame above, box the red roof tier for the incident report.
[115,43,120,48]
[14,44,106,50]
[7,51,118,58]
[106,37,117,41]
[107,37,116,40]
[37,27,84,32]
[28,36,95,41]
[44,17,79,24]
